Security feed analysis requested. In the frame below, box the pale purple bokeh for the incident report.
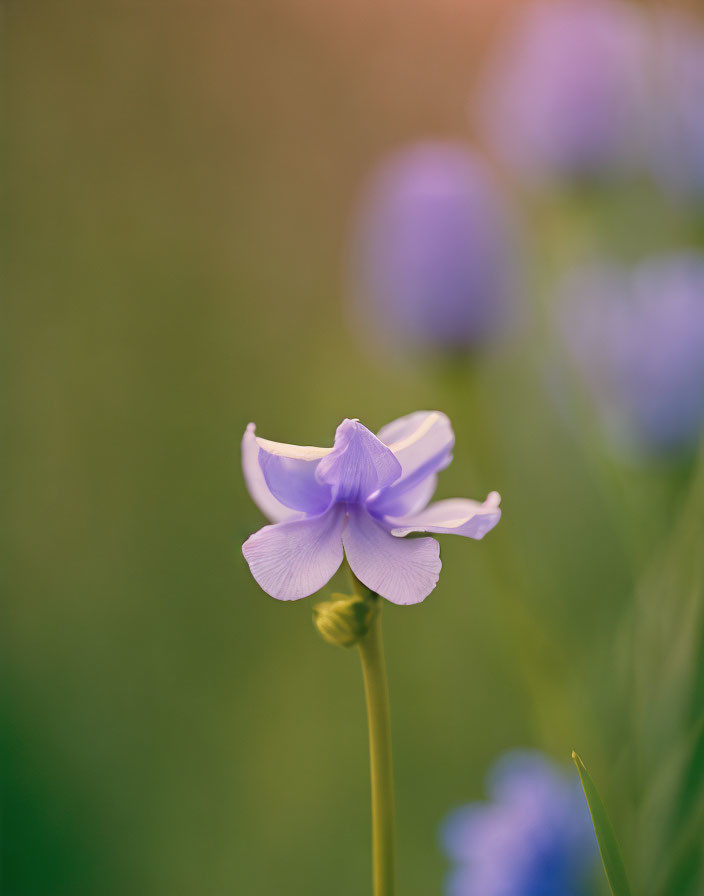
[648,11,704,200]
[477,0,649,183]
[441,751,597,896]
[241,412,501,604]
[560,253,704,455]
[350,142,519,355]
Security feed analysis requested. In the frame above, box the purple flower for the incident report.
[648,11,704,200]
[477,0,648,182]
[560,253,704,455]
[241,412,501,604]
[350,142,519,354]
[441,751,597,896]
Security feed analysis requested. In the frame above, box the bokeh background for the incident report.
[4,1,703,894]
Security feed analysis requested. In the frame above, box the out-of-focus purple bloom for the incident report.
[441,751,597,896]
[350,142,519,354]
[560,253,704,455]
[648,11,704,200]
[477,0,648,183]
[241,412,501,604]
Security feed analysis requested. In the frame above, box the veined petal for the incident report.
[370,411,453,513]
[388,492,501,540]
[247,423,333,515]
[370,473,439,518]
[242,424,302,523]
[242,505,346,600]
[342,506,441,605]
[316,419,402,502]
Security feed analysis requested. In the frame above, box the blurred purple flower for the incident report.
[242,412,501,604]
[649,11,704,200]
[560,253,704,455]
[441,751,597,896]
[477,0,648,182]
[350,142,519,355]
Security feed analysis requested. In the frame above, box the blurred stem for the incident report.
[357,604,395,896]
[437,360,583,742]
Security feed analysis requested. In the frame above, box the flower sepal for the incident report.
[313,591,379,649]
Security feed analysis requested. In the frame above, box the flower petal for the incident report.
[342,506,441,605]
[387,492,501,539]
[242,424,302,523]
[242,505,346,600]
[440,804,489,863]
[246,424,333,515]
[371,472,439,518]
[316,419,402,502]
[370,411,453,513]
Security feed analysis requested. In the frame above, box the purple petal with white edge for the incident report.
[342,505,441,605]
[242,505,346,600]
[388,492,501,539]
[242,424,302,523]
[252,426,333,515]
[369,411,453,513]
[316,419,402,502]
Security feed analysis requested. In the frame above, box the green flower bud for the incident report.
[313,593,378,648]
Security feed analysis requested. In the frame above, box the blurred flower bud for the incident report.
[559,253,704,456]
[477,0,649,184]
[648,11,704,202]
[349,141,520,357]
[313,593,378,648]
[440,750,597,895]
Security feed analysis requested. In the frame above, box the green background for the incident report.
[4,2,702,894]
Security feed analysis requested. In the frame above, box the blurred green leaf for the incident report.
[629,451,704,895]
[572,751,632,896]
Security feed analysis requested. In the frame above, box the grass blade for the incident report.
[572,751,632,896]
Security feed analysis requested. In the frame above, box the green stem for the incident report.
[357,605,395,896]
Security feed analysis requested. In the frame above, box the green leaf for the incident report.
[572,751,632,896]
[628,453,704,894]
